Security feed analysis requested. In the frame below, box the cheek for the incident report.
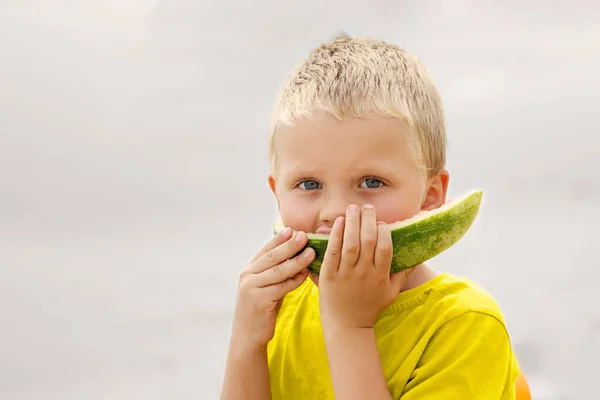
[370,194,422,224]
[277,194,317,232]
[374,206,419,224]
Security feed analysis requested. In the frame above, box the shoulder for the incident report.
[402,276,520,398]
[421,274,516,368]
[378,273,512,344]
[429,273,508,325]
[381,273,508,325]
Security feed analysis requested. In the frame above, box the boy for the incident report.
[221,35,520,399]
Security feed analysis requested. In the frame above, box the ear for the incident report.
[421,169,450,211]
[268,175,281,209]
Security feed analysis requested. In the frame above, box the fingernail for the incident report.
[348,204,359,213]
[363,204,375,210]
[281,227,292,237]
[335,216,345,227]
[295,232,305,242]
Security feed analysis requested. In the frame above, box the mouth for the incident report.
[315,226,332,234]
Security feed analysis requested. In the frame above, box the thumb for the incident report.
[390,267,415,294]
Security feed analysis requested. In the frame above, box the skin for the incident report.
[221,112,449,400]
[221,226,313,400]
[271,113,449,290]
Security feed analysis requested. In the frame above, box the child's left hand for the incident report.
[318,204,414,329]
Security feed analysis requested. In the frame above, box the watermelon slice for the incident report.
[273,190,483,274]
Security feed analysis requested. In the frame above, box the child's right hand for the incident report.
[231,227,314,350]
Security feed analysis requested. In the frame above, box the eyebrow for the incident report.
[352,164,404,176]
[280,164,325,176]
[282,163,403,179]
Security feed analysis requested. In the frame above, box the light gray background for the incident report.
[1,1,599,399]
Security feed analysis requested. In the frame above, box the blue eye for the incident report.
[298,180,322,190]
[360,178,383,189]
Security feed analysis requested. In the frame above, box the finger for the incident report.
[340,204,361,272]
[256,247,315,287]
[321,216,345,276]
[266,266,310,299]
[390,267,415,294]
[249,231,308,273]
[359,204,378,268]
[250,226,293,263]
[374,222,393,270]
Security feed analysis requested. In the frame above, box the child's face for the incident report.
[268,113,448,282]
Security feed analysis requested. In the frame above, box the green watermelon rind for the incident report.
[272,189,483,274]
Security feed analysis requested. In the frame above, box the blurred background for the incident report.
[1,1,598,399]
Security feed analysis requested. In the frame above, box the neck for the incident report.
[399,263,440,293]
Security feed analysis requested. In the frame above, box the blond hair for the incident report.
[268,34,446,177]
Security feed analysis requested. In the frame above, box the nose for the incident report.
[319,192,358,225]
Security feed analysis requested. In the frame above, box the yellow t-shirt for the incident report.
[267,273,520,399]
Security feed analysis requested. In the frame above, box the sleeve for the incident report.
[399,312,519,400]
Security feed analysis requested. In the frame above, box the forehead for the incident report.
[275,114,417,172]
